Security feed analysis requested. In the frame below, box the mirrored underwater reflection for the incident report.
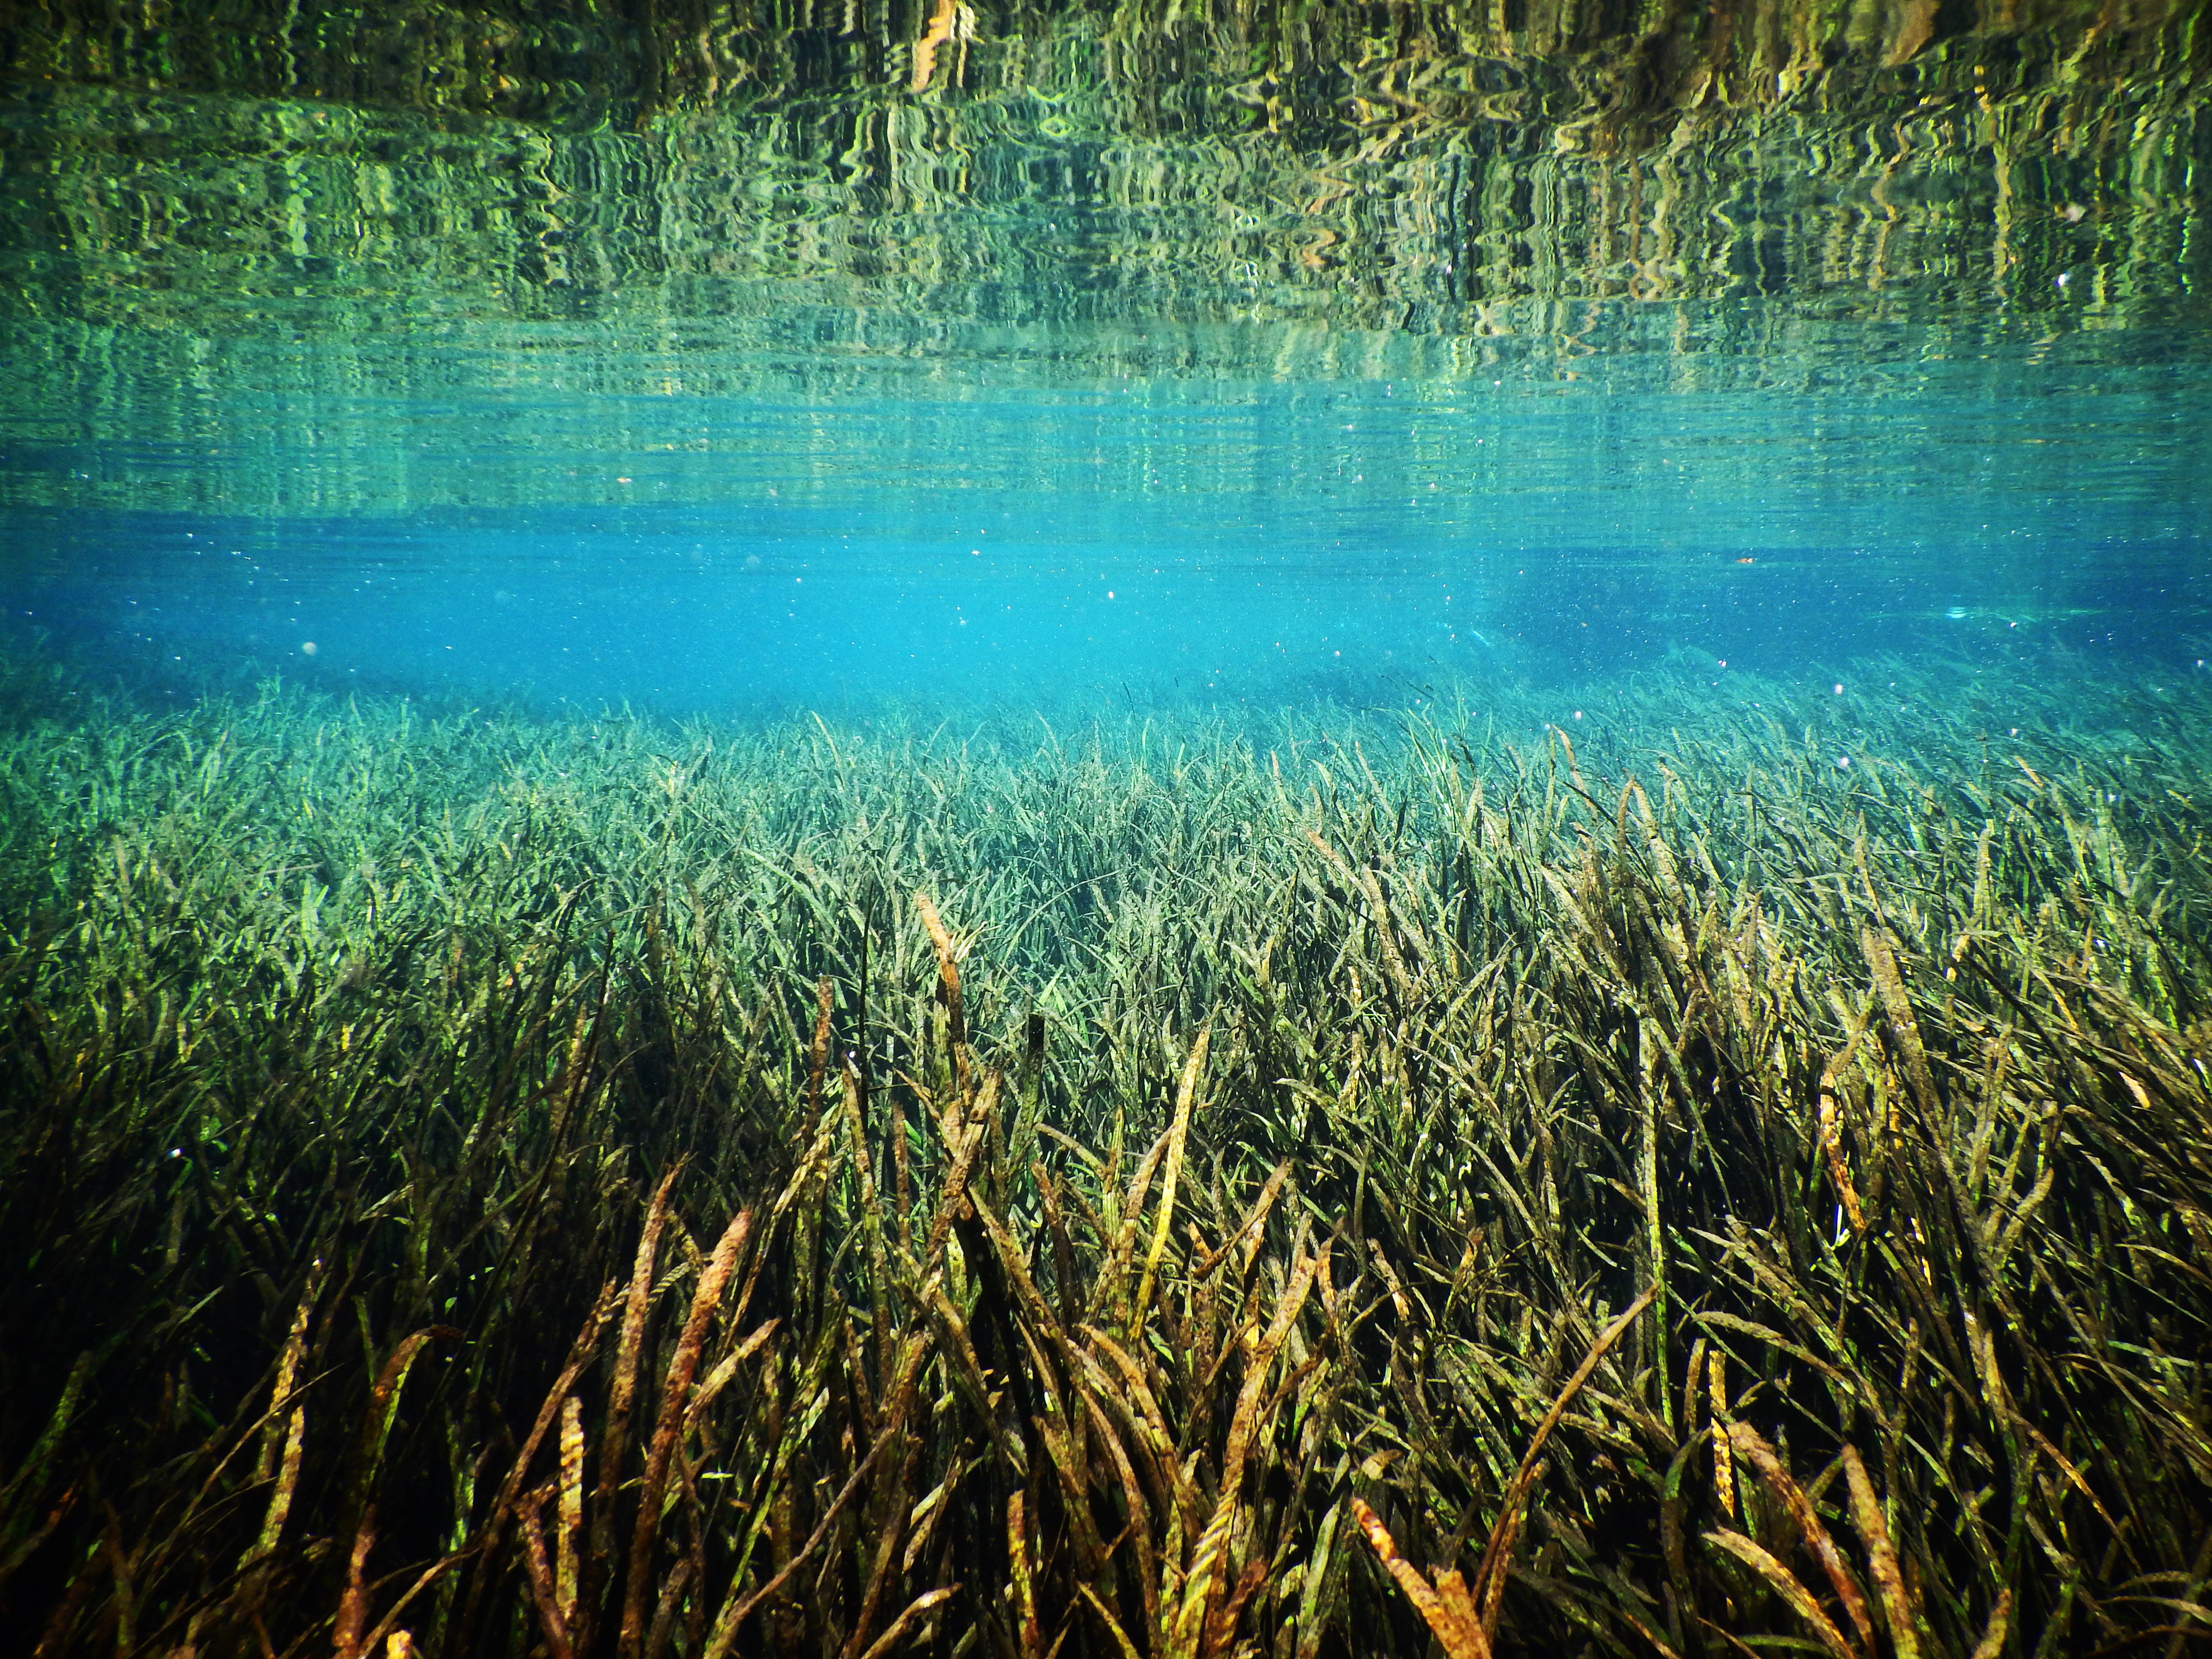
[5,0,2209,703]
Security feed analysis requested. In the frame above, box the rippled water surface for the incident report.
[2,0,2207,710]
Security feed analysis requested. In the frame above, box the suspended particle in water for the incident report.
[1834,683,1844,695]
[1946,606,1969,619]
[1837,757,1851,769]
[1573,710,1583,720]
[301,641,317,656]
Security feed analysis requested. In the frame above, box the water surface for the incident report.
[2,0,2207,714]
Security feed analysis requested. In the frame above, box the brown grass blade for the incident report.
[915,891,971,1098]
[1008,1490,1043,1659]
[1170,1488,1240,1659]
[855,1587,959,1659]
[1702,1530,1860,1659]
[557,1395,584,1632]
[1710,1351,1736,1519]
[255,1264,324,1484]
[490,1281,616,1535]
[1093,1129,1173,1323]
[354,1551,470,1659]
[700,1432,892,1659]
[1352,1495,1490,1659]
[1191,1157,1291,1280]
[1223,1240,1324,1491]
[1727,1422,1875,1657]
[592,1166,680,1614]
[808,974,833,1133]
[346,1327,453,1534]
[333,1505,377,1659]
[244,1407,306,1568]
[843,1058,896,1377]
[1468,1284,1659,1632]
[918,1069,997,1273]
[1863,926,1940,1120]
[1816,1024,1870,1235]
[1082,1390,1164,1645]
[683,1318,780,1434]
[1132,1023,1209,1331]
[1840,1446,1922,1659]
[1203,1556,1269,1659]
[620,1206,753,1659]
[1169,1242,1325,1659]
[1970,1588,2012,1659]
[519,1489,578,1659]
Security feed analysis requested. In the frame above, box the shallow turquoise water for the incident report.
[8,358,2208,715]
[3,6,2208,719]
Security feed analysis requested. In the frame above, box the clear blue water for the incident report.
[8,355,2209,716]
[3,11,2209,721]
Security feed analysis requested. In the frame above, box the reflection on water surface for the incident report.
[3,0,2206,701]
[4,0,2206,508]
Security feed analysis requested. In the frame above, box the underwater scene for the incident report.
[2,2,2210,1656]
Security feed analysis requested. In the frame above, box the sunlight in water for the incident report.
[1,3,2208,1656]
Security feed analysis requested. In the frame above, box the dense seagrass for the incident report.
[1,650,2209,1657]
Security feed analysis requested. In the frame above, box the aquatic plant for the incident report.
[1,649,2207,1657]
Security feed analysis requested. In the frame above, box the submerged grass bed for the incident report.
[1,649,2209,1659]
